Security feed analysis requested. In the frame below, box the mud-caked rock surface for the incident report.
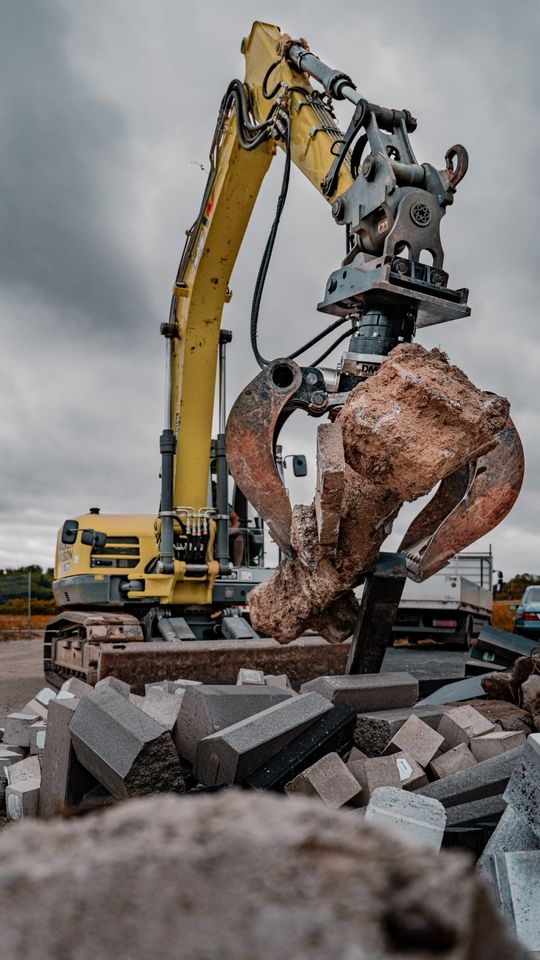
[249,344,509,642]
[0,790,526,960]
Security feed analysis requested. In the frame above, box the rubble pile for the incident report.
[248,344,510,643]
[1,665,539,952]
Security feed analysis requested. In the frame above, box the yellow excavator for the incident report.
[44,22,523,690]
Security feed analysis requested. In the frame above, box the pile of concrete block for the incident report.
[2,665,538,951]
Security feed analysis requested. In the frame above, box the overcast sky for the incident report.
[1,0,538,580]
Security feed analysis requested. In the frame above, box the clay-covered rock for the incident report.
[250,344,509,642]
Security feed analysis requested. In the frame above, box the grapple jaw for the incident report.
[226,363,524,589]
[399,418,524,581]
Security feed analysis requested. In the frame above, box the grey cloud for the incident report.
[0,0,538,578]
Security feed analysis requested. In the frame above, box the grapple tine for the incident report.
[401,418,524,581]
[225,359,302,554]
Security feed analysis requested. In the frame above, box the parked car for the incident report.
[512,586,540,638]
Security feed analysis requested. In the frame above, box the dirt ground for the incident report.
[0,635,51,726]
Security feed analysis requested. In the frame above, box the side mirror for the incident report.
[509,604,517,611]
[61,519,79,544]
[81,529,107,549]
[292,454,308,478]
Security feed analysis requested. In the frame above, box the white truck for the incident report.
[392,551,494,647]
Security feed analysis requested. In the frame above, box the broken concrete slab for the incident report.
[470,729,526,761]
[95,676,131,698]
[145,679,200,696]
[0,746,25,775]
[69,686,185,799]
[245,702,356,792]
[6,755,41,787]
[477,806,540,886]
[194,692,332,786]
[5,780,41,820]
[365,786,446,852]
[428,743,477,780]
[236,668,265,686]
[285,752,362,808]
[348,755,402,800]
[354,705,451,757]
[300,672,418,712]
[386,714,444,767]
[503,733,540,834]
[29,721,47,755]
[0,791,528,960]
[138,688,183,732]
[437,705,495,748]
[39,697,96,819]
[3,713,40,748]
[417,745,524,807]
[175,684,293,764]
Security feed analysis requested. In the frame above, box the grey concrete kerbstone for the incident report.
[386,714,444,767]
[23,687,56,720]
[417,746,524,807]
[437,705,495,749]
[29,722,47,755]
[354,705,451,757]
[69,687,185,799]
[139,688,183,732]
[471,729,526,761]
[264,675,292,690]
[0,747,24,777]
[6,755,41,787]
[365,786,446,852]
[493,851,540,952]
[445,795,506,827]
[477,806,540,885]
[3,713,40,748]
[285,752,362,808]
[392,751,428,790]
[39,697,95,818]
[503,733,540,835]
[176,684,294,764]
[0,750,24,807]
[60,677,94,697]
[96,676,131,698]
[428,743,477,780]
[195,692,332,785]
[237,668,265,686]
[5,780,41,820]
[348,755,402,800]
[301,672,418,712]
[0,791,528,960]
[145,680,200,695]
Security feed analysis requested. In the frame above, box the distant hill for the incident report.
[0,566,57,614]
